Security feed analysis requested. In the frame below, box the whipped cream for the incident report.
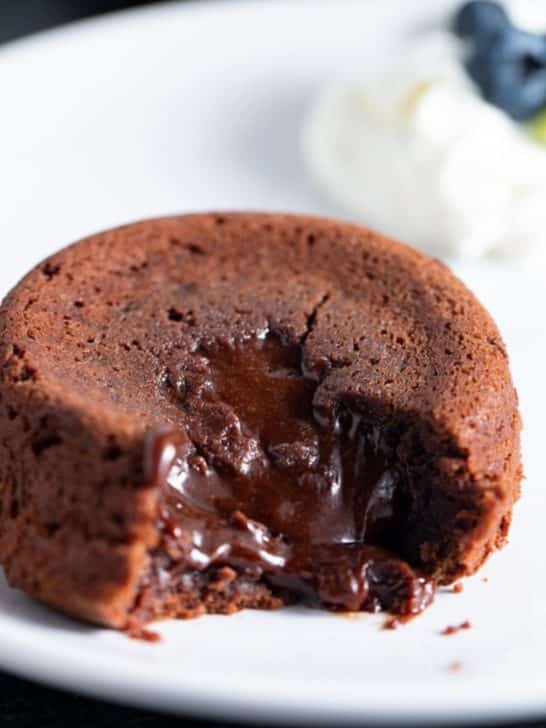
[303,30,546,262]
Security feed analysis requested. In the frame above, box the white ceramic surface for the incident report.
[0,1,544,724]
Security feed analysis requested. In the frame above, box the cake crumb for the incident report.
[383,614,415,630]
[441,620,472,636]
[482,577,489,583]
[448,660,463,672]
[452,582,464,594]
[338,611,360,621]
[383,617,400,630]
[125,618,161,643]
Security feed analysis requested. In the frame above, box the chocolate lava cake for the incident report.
[0,213,522,629]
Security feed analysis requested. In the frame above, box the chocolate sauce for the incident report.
[147,336,434,615]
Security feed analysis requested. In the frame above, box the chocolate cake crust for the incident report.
[0,213,522,628]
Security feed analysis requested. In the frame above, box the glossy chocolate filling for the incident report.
[142,336,434,616]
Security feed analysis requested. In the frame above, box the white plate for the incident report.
[0,0,545,724]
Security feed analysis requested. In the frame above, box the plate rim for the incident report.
[0,597,545,726]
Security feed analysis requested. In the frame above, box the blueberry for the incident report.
[467,29,546,120]
[489,67,546,121]
[453,1,510,40]
[491,28,546,65]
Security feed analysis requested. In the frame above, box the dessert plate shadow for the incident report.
[0,0,544,723]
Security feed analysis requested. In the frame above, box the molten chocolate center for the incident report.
[147,336,433,614]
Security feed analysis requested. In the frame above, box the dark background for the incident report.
[0,0,159,43]
[0,1,544,726]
